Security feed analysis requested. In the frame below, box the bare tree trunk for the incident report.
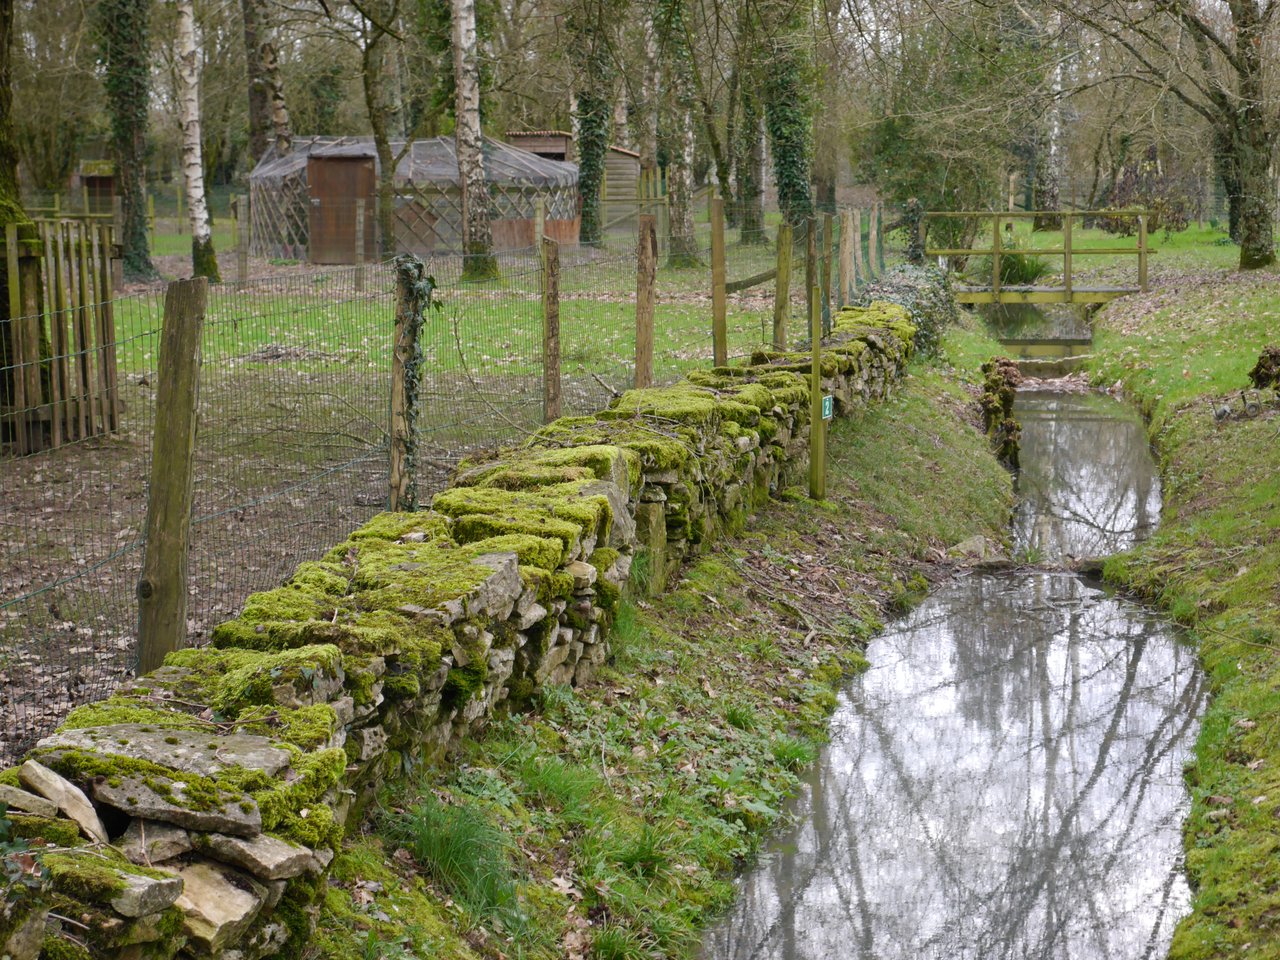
[242,0,292,163]
[452,0,497,278]
[0,0,22,227]
[658,0,700,267]
[361,32,397,258]
[177,0,219,280]
[612,96,629,150]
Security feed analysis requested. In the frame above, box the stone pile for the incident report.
[1,284,934,960]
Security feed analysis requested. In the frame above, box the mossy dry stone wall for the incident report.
[2,269,941,960]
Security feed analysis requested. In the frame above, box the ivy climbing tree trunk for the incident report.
[452,0,498,278]
[735,84,766,244]
[176,0,219,281]
[241,0,292,162]
[360,9,399,259]
[0,0,22,228]
[568,0,616,247]
[657,0,701,267]
[762,27,813,225]
[638,12,660,193]
[97,0,155,281]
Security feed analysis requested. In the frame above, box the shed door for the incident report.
[307,157,377,264]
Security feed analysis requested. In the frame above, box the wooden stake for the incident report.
[95,226,121,432]
[991,216,1002,299]
[635,214,656,389]
[773,222,792,349]
[809,284,826,501]
[711,196,727,367]
[542,236,561,422]
[137,277,207,675]
[5,225,26,453]
[838,209,853,307]
[1138,213,1148,292]
[852,208,865,287]
[389,264,419,512]
[43,225,65,448]
[354,198,366,292]
[867,205,880,279]
[237,194,250,284]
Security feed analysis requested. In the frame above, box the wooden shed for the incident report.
[248,136,580,263]
[506,132,646,234]
[504,131,574,162]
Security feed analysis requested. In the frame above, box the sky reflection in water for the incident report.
[704,393,1203,960]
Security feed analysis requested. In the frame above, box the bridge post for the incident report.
[1063,213,1073,302]
[1138,214,1148,292]
[991,217,1002,300]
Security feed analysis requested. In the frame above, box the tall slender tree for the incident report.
[176,0,220,280]
[656,0,701,266]
[567,0,616,247]
[761,14,813,225]
[0,0,22,228]
[97,0,155,280]
[453,0,498,277]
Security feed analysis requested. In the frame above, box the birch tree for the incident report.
[241,0,293,162]
[97,0,155,280]
[453,0,498,278]
[176,0,220,280]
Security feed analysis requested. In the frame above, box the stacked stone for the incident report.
[1,292,932,960]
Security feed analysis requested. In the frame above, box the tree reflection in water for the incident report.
[704,392,1202,960]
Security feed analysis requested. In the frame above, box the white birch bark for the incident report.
[451,0,496,272]
[176,0,218,278]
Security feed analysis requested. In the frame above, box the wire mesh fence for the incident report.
[0,203,895,761]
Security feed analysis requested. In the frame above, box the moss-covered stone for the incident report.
[7,813,81,847]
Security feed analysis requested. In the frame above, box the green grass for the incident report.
[1088,273,1280,960]
[303,331,1011,959]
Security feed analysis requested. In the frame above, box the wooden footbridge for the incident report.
[923,210,1150,305]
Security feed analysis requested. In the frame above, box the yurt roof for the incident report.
[250,136,578,189]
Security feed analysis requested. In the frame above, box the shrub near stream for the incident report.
[1090,276,1280,960]
[311,329,1013,959]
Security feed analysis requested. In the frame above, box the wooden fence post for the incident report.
[237,194,250,285]
[867,205,880,279]
[1063,213,1073,302]
[804,218,816,330]
[635,214,657,388]
[5,225,27,453]
[809,284,826,501]
[1138,213,1148,292]
[852,208,865,287]
[711,196,727,366]
[354,198,366,292]
[821,212,834,333]
[542,236,561,422]
[773,222,792,349]
[137,277,207,675]
[991,216,1002,299]
[838,209,853,307]
[389,259,426,512]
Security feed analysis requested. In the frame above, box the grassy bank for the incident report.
[304,329,1012,960]
[1090,275,1280,960]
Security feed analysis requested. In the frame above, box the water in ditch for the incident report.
[703,391,1206,960]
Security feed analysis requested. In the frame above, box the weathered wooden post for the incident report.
[1063,213,1073,302]
[991,216,1002,300]
[1138,213,1148,292]
[635,214,657,388]
[867,204,880,279]
[852,208,865,288]
[542,235,561,422]
[389,257,429,512]
[354,198,366,293]
[838,209,853,307]
[808,284,826,500]
[137,277,207,675]
[711,196,727,366]
[773,222,793,349]
[237,194,250,285]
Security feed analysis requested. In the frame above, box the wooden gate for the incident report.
[2,220,120,456]
[307,157,377,264]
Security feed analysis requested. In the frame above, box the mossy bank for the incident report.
[1089,276,1280,960]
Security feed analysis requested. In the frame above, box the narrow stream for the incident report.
[704,391,1206,960]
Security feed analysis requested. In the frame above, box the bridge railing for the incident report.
[920,210,1151,304]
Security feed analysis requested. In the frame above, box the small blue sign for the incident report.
[822,395,834,420]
